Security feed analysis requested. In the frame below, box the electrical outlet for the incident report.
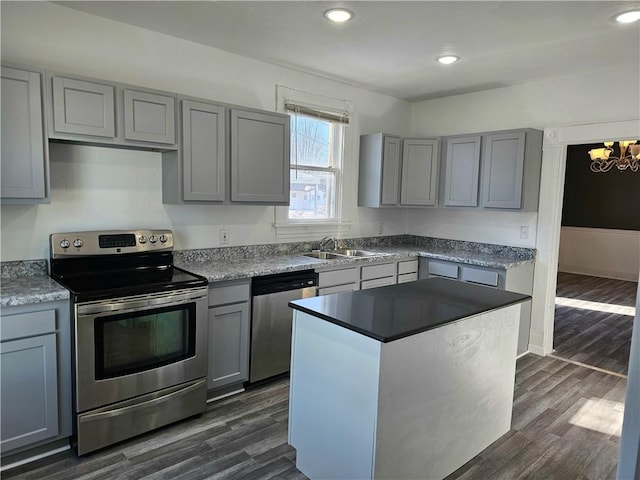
[520,226,529,240]
[220,228,229,244]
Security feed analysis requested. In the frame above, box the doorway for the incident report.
[551,141,639,376]
[529,119,640,356]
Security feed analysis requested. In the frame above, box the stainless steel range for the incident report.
[49,229,208,455]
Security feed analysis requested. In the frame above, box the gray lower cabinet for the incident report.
[123,89,176,144]
[207,281,250,392]
[358,133,401,207]
[1,66,48,202]
[230,108,290,204]
[419,257,534,355]
[400,138,439,206]
[1,334,58,451]
[442,135,481,207]
[51,75,116,138]
[0,301,71,455]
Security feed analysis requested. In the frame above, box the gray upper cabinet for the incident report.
[123,89,175,144]
[358,133,401,208]
[230,108,290,204]
[51,75,115,138]
[439,129,542,211]
[443,135,481,207]
[47,72,177,150]
[481,131,526,209]
[1,66,48,202]
[400,138,439,206]
[181,100,226,202]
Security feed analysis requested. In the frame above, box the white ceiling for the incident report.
[57,1,640,101]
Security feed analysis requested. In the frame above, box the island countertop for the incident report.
[289,277,531,343]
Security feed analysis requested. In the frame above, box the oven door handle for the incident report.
[77,288,207,315]
[78,379,205,422]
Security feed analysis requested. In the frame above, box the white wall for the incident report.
[408,66,639,247]
[559,227,640,282]
[0,2,411,261]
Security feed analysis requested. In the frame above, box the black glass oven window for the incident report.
[94,303,196,379]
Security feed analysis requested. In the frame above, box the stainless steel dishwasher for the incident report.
[250,270,317,384]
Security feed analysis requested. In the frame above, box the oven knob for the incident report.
[73,239,83,248]
[138,235,147,244]
[149,235,157,244]
[59,239,70,249]
[159,234,168,243]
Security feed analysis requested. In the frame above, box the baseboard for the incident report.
[0,443,70,472]
[558,265,638,283]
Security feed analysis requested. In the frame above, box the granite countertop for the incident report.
[289,277,531,342]
[1,260,70,308]
[1,236,535,306]
[174,244,533,283]
[174,248,418,282]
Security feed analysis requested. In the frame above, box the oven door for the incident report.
[75,287,208,413]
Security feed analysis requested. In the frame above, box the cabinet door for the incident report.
[1,334,58,451]
[207,303,249,390]
[230,109,290,204]
[443,136,481,207]
[482,131,525,209]
[123,89,176,144]
[380,135,401,205]
[182,101,226,201]
[52,76,115,137]
[400,138,439,206]
[1,67,47,199]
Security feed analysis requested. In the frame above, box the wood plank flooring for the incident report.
[3,354,627,480]
[554,272,637,376]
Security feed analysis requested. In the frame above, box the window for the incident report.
[288,113,344,221]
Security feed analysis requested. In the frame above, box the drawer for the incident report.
[1,309,56,341]
[460,266,499,287]
[318,268,359,288]
[209,282,250,307]
[397,272,418,283]
[361,277,395,289]
[397,259,418,275]
[427,260,458,279]
[318,283,358,296]
[361,262,395,281]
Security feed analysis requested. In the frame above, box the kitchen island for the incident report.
[288,277,530,480]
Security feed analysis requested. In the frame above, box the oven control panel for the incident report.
[50,230,174,258]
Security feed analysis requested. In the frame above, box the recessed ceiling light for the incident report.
[615,10,640,24]
[324,8,354,23]
[437,55,460,65]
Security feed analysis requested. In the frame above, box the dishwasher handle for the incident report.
[252,270,317,296]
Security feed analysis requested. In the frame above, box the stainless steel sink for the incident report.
[331,249,383,257]
[303,251,345,260]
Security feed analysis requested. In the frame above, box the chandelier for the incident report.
[588,140,639,172]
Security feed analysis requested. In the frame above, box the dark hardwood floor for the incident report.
[3,354,628,480]
[554,272,637,376]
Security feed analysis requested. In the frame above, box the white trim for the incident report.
[274,219,352,241]
[0,445,70,472]
[531,119,640,355]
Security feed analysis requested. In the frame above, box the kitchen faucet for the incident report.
[319,236,338,251]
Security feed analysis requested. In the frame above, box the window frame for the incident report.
[273,91,353,240]
[287,114,343,223]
